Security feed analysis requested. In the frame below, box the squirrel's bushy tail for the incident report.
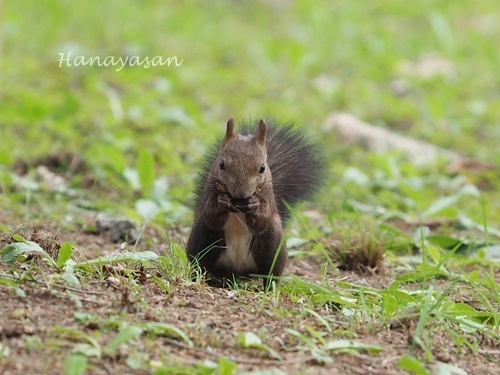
[241,119,326,223]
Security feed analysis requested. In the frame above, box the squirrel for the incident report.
[186,118,325,286]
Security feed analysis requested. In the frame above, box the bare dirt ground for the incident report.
[0,225,499,375]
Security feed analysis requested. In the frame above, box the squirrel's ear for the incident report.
[226,118,236,140]
[257,119,267,145]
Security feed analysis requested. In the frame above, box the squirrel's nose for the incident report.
[230,187,254,200]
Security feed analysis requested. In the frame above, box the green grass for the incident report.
[1,1,500,374]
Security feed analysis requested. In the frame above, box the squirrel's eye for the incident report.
[219,160,225,170]
[259,163,265,174]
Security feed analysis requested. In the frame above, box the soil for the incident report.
[0,225,498,375]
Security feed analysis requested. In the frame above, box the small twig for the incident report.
[0,274,104,295]
[162,338,316,365]
[404,217,459,229]
[479,349,500,356]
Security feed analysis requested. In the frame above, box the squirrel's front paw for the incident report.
[234,195,260,213]
[218,194,239,212]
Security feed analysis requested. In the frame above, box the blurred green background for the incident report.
[1,0,499,226]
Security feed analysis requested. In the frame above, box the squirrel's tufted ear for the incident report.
[257,119,267,145]
[226,118,236,140]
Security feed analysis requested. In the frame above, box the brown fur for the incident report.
[186,118,325,287]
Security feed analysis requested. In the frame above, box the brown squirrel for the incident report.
[186,118,325,286]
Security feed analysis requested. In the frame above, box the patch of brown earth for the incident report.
[0,226,498,374]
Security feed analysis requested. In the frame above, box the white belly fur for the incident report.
[217,212,256,273]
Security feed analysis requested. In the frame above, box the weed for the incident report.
[329,232,386,273]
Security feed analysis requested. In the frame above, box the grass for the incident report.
[1,0,500,374]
